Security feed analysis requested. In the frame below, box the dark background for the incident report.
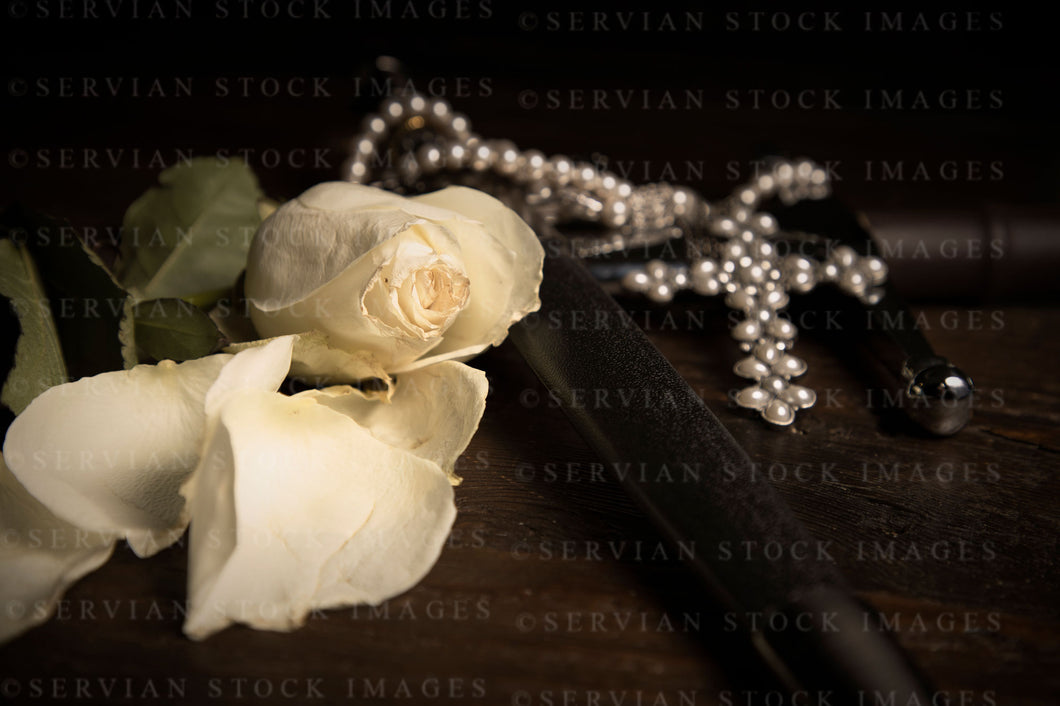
[2,3,1058,705]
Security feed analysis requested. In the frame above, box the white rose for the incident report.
[244,182,544,375]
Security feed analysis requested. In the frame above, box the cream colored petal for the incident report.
[298,361,487,484]
[225,332,392,395]
[204,335,294,419]
[410,187,544,359]
[182,388,455,640]
[245,182,469,314]
[247,207,420,312]
[249,225,466,371]
[0,452,114,644]
[2,355,232,557]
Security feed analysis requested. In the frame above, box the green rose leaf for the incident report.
[0,239,68,415]
[118,157,263,303]
[0,205,126,387]
[126,298,224,363]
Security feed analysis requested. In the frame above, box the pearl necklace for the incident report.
[343,94,889,427]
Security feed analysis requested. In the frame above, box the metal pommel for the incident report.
[902,356,975,436]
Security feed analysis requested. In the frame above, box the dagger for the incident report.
[508,218,936,702]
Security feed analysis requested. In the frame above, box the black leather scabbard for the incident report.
[508,225,935,703]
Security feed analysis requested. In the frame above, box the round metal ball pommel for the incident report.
[903,358,975,436]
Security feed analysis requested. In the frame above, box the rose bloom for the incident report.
[244,182,544,373]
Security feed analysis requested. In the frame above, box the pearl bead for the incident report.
[774,162,795,187]
[726,289,755,310]
[449,113,471,139]
[735,357,771,380]
[832,245,858,268]
[778,355,807,377]
[380,98,405,125]
[648,282,674,303]
[469,142,495,171]
[353,137,376,157]
[753,240,774,259]
[755,174,776,195]
[739,263,768,285]
[692,277,721,296]
[763,289,789,309]
[839,268,868,297]
[601,199,629,227]
[406,94,428,115]
[780,384,816,408]
[711,217,738,237]
[490,140,520,176]
[731,206,753,223]
[768,318,797,340]
[794,159,815,183]
[764,399,795,426]
[752,213,778,235]
[596,172,620,197]
[516,149,547,182]
[736,386,770,410]
[732,319,761,342]
[692,259,717,278]
[547,155,574,186]
[614,180,634,200]
[622,270,652,293]
[754,342,780,364]
[646,259,668,280]
[723,241,746,260]
[864,288,884,305]
[343,158,369,183]
[786,271,814,293]
[672,187,697,217]
[416,144,443,174]
[360,114,387,138]
[428,98,451,122]
[863,256,888,285]
[445,143,468,169]
[571,162,599,190]
[761,375,788,395]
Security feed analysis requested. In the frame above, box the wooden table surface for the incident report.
[2,5,1057,705]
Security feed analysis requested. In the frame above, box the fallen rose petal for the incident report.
[182,387,455,640]
[2,337,296,558]
[0,452,114,644]
[2,354,231,557]
[299,361,488,484]
[204,335,295,419]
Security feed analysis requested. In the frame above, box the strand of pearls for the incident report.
[344,94,888,427]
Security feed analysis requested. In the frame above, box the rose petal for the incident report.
[0,452,114,644]
[298,361,488,483]
[1,339,295,559]
[246,182,469,313]
[204,335,294,419]
[408,186,544,360]
[250,220,468,370]
[2,355,232,557]
[182,388,455,640]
